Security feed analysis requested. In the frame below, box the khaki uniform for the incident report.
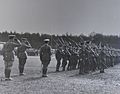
[40,43,52,77]
[2,40,20,79]
[16,42,31,75]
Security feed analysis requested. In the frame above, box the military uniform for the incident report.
[79,43,86,74]
[61,46,70,71]
[2,35,20,80]
[55,47,63,72]
[16,38,31,75]
[39,39,52,77]
[99,46,106,73]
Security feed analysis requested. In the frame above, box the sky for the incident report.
[0,0,120,35]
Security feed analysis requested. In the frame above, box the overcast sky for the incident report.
[0,0,120,35]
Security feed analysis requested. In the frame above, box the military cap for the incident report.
[44,39,50,42]
[8,35,15,39]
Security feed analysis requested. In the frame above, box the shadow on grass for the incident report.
[23,76,44,82]
[69,71,101,77]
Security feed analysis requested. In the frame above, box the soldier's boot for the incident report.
[79,68,84,75]
[100,69,105,73]
[67,66,70,71]
[56,65,60,72]
[5,69,12,81]
[42,69,48,77]
[5,69,8,79]
[56,61,61,72]
[79,69,82,74]
[62,67,65,71]
[19,66,25,76]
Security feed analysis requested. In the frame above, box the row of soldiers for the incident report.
[2,35,120,81]
[1,35,32,81]
[55,40,120,74]
[2,35,52,81]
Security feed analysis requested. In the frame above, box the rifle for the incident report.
[59,37,71,56]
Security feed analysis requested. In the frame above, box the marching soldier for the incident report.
[39,39,52,77]
[62,45,70,71]
[99,45,106,73]
[79,42,86,74]
[2,35,21,81]
[16,38,31,76]
[55,46,63,72]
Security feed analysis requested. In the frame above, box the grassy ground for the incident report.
[0,56,120,94]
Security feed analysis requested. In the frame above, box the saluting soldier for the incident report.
[39,39,52,77]
[2,35,21,81]
[16,38,31,76]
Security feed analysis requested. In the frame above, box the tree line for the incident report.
[0,31,120,49]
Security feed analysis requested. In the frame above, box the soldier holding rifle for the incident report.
[55,45,63,72]
[2,35,21,81]
[99,45,106,73]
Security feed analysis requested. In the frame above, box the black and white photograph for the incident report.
[0,0,120,94]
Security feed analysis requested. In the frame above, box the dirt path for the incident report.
[0,56,120,94]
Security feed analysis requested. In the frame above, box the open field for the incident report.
[1,56,120,94]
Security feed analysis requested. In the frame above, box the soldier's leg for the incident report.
[42,61,50,77]
[62,59,67,71]
[79,61,84,74]
[56,59,61,72]
[84,59,88,73]
[100,62,105,73]
[19,59,26,75]
[4,61,13,80]
[73,59,77,70]
[67,57,72,71]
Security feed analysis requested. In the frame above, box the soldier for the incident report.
[99,45,106,73]
[55,45,63,72]
[62,45,70,71]
[2,35,21,81]
[79,42,86,74]
[67,46,74,71]
[16,38,31,76]
[39,39,52,77]
[84,41,91,73]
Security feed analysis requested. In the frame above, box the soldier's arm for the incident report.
[1,44,5,56]
[39,47,43,61]
[16,47,20,58]
[49,46,52,56]
[12,39,21,47]
[22,42,32,48]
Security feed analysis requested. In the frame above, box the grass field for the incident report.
[1,56,120,94]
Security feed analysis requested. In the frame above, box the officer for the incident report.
[16,38,31,76]
[2,35,21,81]
[39,39,52,77]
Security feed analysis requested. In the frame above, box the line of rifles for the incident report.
[55,40,120,74]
